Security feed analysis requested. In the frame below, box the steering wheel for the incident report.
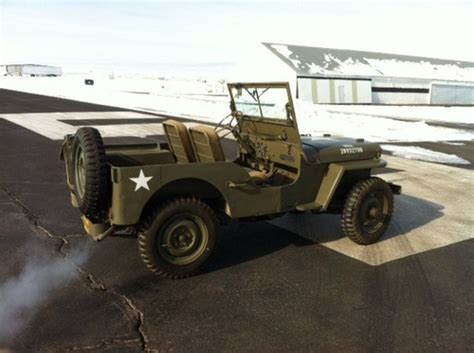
[214,111,243,138]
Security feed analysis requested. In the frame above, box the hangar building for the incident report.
[262,43,474,106]
[4,64,62,77]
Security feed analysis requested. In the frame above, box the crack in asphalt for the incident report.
[66,337,140,352]
[0,185,153,352]
[58,240,151,352]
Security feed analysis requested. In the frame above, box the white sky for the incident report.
[0,0,473,73]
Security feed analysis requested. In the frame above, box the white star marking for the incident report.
[130,169,153,191]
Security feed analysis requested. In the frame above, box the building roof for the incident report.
[263,43,474,82]
[5,64,61,68]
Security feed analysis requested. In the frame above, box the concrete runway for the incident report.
[0,89,473,353]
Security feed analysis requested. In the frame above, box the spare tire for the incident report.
[72,127,110,222]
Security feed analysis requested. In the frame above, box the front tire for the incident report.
[341,177,394,245]
[138,198,219,279]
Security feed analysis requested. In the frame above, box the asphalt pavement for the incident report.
[0,89,473,353]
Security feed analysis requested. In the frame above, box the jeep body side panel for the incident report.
[109,161,258,225]
[108,158,329,225]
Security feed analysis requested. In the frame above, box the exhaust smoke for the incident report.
[0,242,90,343]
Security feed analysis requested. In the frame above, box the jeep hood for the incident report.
[301,136,382,164]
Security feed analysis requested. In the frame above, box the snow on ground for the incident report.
[0,75,230,122]
[442,141,465,146]
[294,100,474,143]
[381,145,470,165]
[319,104,474,125]
[1,75,473,165]
[2,75,473,142]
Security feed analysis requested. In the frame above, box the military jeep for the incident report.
[60,82,400,279]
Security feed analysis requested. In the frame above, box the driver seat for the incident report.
[189,125,225,163]
[189,125,270,185]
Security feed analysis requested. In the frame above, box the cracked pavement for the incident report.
[0,90,473,353]
[0,175,149,353]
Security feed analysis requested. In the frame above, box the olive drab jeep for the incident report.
[60,82,401,279]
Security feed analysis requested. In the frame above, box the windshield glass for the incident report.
[230,86,290,121]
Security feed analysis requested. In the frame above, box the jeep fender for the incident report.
[139,178,229,223]
[296,159,387,212]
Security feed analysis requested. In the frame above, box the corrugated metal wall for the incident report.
[297,77,372,104]
[371,77,430,105]
[21,65,62,76]
[431,83,474,105]
[298,76,473,105]
[5,65,62,76]
[6,65,23,75]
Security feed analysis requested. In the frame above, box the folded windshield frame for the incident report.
[227,82,296,126]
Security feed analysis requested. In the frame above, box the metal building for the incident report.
[263,43,474,106]
[5,64,62,77]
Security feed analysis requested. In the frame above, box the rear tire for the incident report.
[71,127,110,222]
[341,177,393,245]
[138,198,219,279]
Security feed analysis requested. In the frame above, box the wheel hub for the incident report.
[360,192,387,234]
[169,226,195,250]
[368,206,380,218]
[159,215,209,265]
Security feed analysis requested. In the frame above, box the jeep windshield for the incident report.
[228,83,294,122]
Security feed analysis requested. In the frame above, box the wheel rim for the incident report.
[359,191,388,234]
[158,213,209,265]
[74,146,86,199]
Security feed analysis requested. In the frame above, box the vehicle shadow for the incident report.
[272,194,445,243]
[209,194,444,272]
[208,220,313,273]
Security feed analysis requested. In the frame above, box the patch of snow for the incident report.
[366,58,474,81]
[0,75,230,123]
[306,63,319,73]
[294,100,474,143]
[302,55,474,81]
[321,104,474,125]
[271,44,302,69]
[381,145,470,165]
[442,141,466,146]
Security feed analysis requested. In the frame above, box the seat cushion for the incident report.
[189,125,225,162]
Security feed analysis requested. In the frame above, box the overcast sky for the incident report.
[0,0,473,73]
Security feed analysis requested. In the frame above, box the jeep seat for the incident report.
[189,125,225,163]
[189,125,269,185]
[162,120,196,163]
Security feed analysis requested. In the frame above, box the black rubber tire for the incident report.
[138,198,219,279]
[341,177,394,245]
[71,127,110,222]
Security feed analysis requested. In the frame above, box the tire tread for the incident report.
[138,197,219,279]
[341,177,394,245]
